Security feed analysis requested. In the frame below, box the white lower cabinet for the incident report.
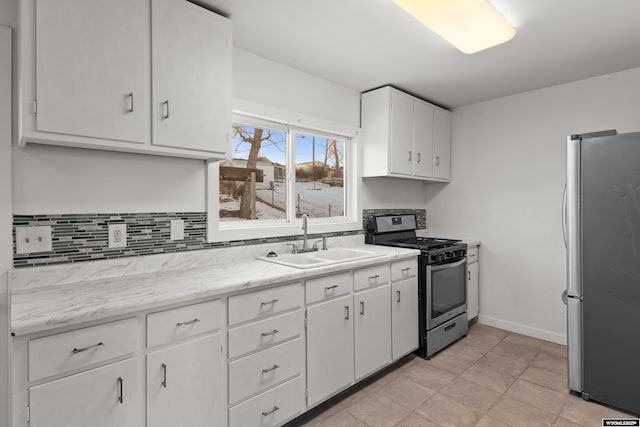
[392,277,419,360]
[354,285,392,380]
[306,294,354,406]
[29,358,141,427]
[467,261,479,321]
[146,334,224,427]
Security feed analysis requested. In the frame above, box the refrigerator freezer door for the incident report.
[566,297,582,392]
[581,132,640,415]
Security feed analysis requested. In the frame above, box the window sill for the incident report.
[208,219,362,243]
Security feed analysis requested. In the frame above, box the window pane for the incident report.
[295,133,345,218]
[219,123,287,221]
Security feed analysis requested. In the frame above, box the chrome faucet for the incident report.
[302,214,309,251]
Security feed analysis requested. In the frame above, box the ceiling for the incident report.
[201,0,640,109]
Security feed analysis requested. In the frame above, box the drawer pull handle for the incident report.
[162,99,170,119]
[360,301,365,316]
[369,275,380,280]
[176,318,200,327]
[261,364,280,374]
[325,285,339,291]
[117,377,124,404]
[161,363,167,388]
[262,406,280,417]
[126,92,134,113]
[344,306,350,320]
[261,329,279,337]
[397,290,401,303]
[71,342,104,354]
[261,299,279,306]
[401,267,411,272]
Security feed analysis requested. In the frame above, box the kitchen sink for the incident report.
[257,247,382,269]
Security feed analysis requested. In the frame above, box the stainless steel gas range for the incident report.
[366,214,468,359]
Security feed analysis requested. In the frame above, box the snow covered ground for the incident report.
[220,181,344,220]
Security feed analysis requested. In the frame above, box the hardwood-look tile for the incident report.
[505,378,568,416]
[395,413,440,427]
[488,395,557,427]
[416,393,480,427]
[461,360,518,394]
[491,340,540,364]
[519,366,570,394]
[313,409,369,427]
[440,377,501,416]
[400,361,456,391]
[345,390,412,427]
[559,395,632,426]
[375,376,435,410]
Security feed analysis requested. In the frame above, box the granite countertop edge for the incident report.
[11,245,420,337]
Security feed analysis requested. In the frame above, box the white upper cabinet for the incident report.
[151,0,231,155]
[19,0,232,160]
[361,86,451,182]
[34,0,149,144]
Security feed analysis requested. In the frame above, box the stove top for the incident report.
[385,237,462,250]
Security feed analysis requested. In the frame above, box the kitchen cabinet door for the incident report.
[433,108,452,180]
[391,278,419,360]
[389,90,415,176]
[29,358,140,427]
[467,261,479,320]
[413,100,434,178]
[354,285,391,380]
[306,295,354,407]
[151,0,232,155]
[34,0,149,144]
[147,334,225,427]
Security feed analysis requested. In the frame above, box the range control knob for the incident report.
[438,254,445,262]
[430,254,439,262]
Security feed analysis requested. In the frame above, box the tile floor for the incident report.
[291,323,634,427]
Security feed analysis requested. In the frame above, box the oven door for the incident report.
[426,258,467,330]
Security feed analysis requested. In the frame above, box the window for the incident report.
[208,113,360,242]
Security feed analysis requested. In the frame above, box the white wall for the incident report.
[362,177,428,210]
[425,67,640,344]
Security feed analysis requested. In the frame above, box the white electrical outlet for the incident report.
[108,223,127,248]
[170,219,184,241]
[16,226,53,254]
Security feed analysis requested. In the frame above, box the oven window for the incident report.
[431,262,466,319]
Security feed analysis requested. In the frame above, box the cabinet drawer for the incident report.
[228,283,303,326]
[306,272,352,304]
[229,375,304,427]
[29,318,137,382]
[391,258,418,282]
[147,300,221,348]
[354,264,390,291]
[467,246,478,264]
[229,337,304,405]
[228,310,304,359]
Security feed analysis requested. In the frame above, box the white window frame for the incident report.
[207,103,361,243]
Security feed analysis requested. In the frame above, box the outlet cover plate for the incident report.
[15,226,53,254]
[170,219,184,240]
[108,223,127,248]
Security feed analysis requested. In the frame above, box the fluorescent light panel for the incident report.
[392,0,516,54]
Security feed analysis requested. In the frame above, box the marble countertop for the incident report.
[11,244,419,336]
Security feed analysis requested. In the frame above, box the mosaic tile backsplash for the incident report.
[13,209,426,267]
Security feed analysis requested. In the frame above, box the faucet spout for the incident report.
[302,214,308,250]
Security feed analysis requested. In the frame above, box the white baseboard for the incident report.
[478,315,567,346]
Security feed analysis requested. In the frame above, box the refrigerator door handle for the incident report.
[561,289,567,305]
[562,183,567,249]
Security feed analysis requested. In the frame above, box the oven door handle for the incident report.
[429,258,466,272]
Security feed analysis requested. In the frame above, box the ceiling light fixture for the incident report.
[392,0,517,54]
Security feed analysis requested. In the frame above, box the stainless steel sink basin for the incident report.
[257,247,382,269]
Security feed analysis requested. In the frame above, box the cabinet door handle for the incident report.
[417,152,421,163]
[176,318,200,327]
[408,151,412,162]
[162,100,170,119]
[161,363,167,388]
[345,306,350,320]
[126,92,134,113]
[261,299,279,306]
[435,156,440,166]
[72,342,104,354]
[262,406,280,417]
[325,285,339,291]
[397,290,401,303]
[401,267,411,273]
[261,364,280,374]
[117,377,124,404]
[360,301,365,316]
[261,329,279,337]
[369,274,380,280]
[467,271,471,280]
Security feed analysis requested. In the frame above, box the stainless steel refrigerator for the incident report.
[565,130,640,416]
